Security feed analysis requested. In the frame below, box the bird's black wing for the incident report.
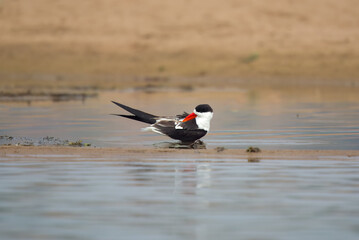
[152,118,206,143]
[111,101,157,124]
[176,112,189,119]
[177,118,199,130]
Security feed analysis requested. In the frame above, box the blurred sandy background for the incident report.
[1,0,359,91]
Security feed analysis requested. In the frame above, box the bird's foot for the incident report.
[183,140,206,149]
[153,140,206,149]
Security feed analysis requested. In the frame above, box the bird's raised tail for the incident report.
[111,101,157,124]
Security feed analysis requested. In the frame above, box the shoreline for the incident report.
[1,146,358,161]
[1,78,359,103]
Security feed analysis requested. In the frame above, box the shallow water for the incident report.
[1,86,359,239]
[1,154,359,240]
[1,86,359,149]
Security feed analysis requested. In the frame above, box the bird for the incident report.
[111,101,213,143]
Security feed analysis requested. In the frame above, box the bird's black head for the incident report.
[195,104,213,113]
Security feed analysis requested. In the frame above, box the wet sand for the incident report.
[1,146,358,161]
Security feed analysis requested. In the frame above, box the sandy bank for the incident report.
[1,0,359,91]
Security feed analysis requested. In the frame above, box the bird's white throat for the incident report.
[194,110,213,131]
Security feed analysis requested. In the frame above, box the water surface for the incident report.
[1,154,358,240]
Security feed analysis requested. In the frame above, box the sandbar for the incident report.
[1,146,358,161]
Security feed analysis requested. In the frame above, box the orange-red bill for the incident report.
[182,112,197,122]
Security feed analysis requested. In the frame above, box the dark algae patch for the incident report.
[68,140,92,147]
[0,89,97,102]
[246,146,261,153]
[215,146,226,152]
[0,136,92,147]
